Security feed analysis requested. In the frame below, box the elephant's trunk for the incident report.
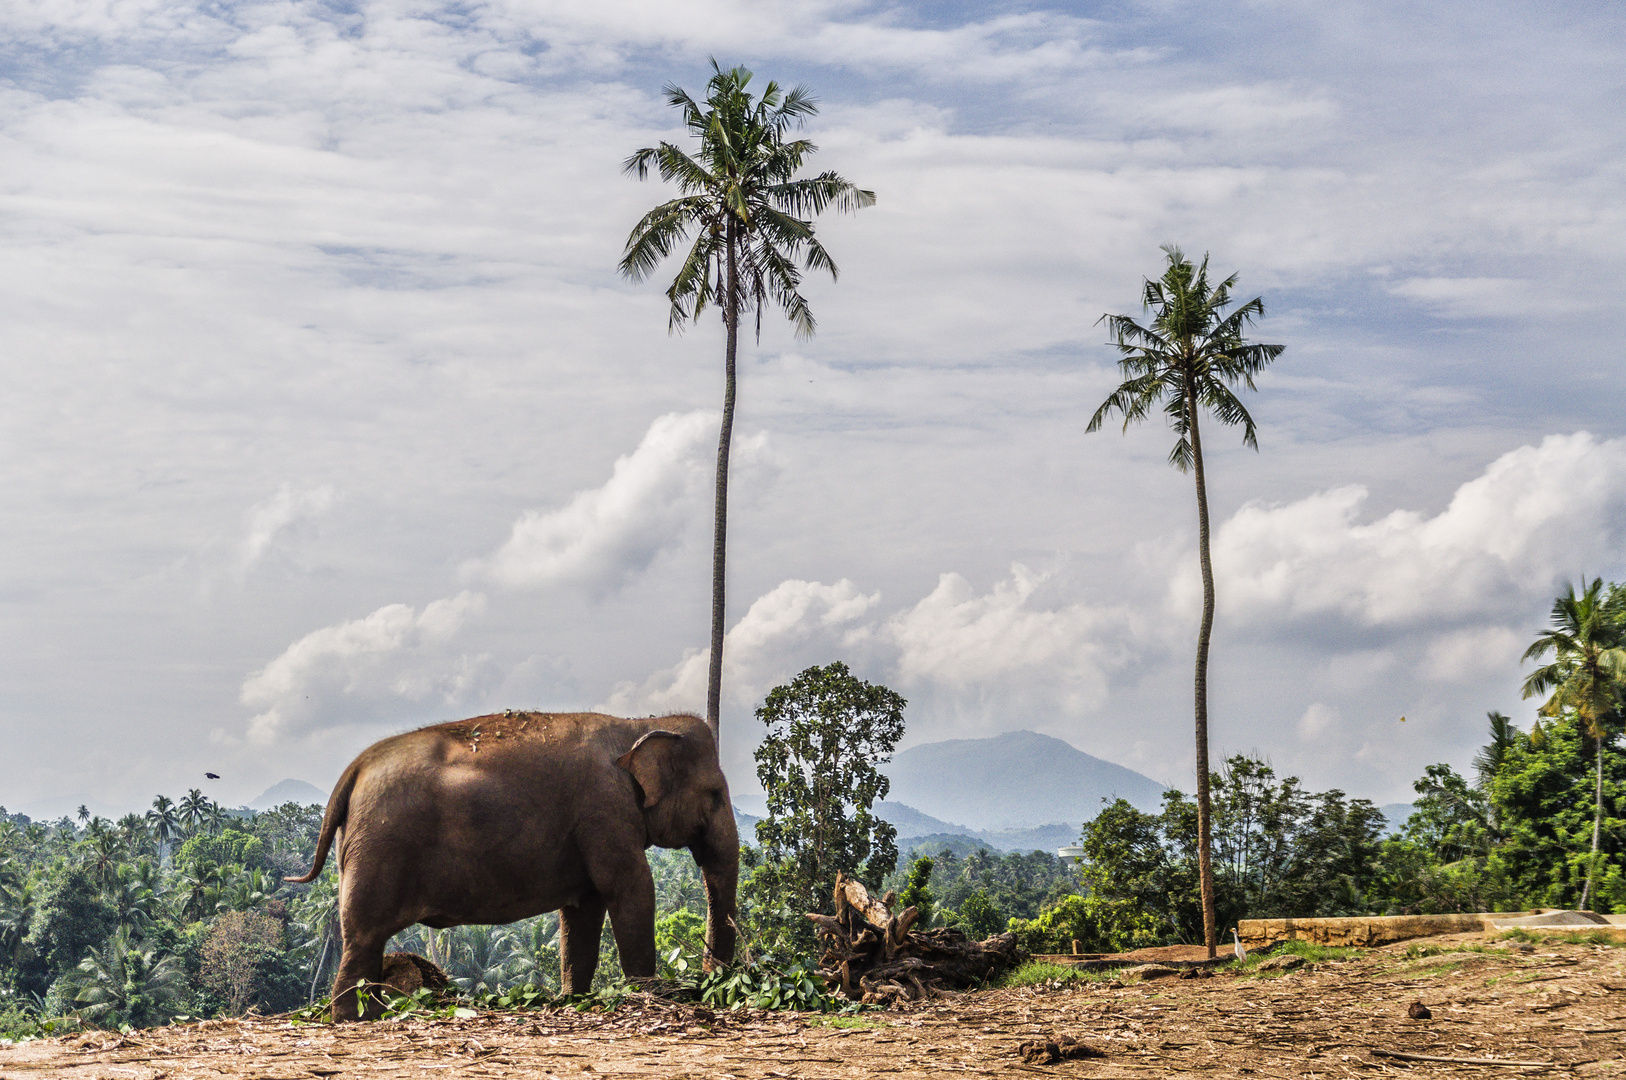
[696,807,739,969]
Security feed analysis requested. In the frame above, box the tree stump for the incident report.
[379,953,450,994]
[805,872,1026,1005]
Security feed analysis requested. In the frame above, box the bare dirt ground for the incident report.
[5,934,1625,1079]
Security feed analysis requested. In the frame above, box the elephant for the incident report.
[285,710,738,1019]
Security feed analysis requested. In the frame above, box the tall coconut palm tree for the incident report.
[1088,246,1284,958]
[0,878,35,970]
[501,915,560,991]
[179,789,208,836]
[446,924,515,995]
[621,60,873,739]
[105,861,162,939]
[147,796,179,863]
[293,872,341,1004]
[1522,577,1626,910]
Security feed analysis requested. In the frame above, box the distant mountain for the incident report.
[874,801,974,837]
[875,800,1080,854]
[900,833,995,859]
[885,730,1166,831]
[250,779,328,810]
[978,823,1080,854]
[1380,803,1415,835]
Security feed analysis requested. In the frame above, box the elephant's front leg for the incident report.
[605,864,658,980]
[559,896,608,994]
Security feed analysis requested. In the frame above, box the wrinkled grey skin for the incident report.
[287,711,738,1020]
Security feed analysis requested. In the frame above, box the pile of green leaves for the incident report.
[287,983,478,1024]
[689,956,856,1012]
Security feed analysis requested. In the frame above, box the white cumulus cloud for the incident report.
[240,482,337,571]
[1189,432,1626,629]
[467,411,740,593]
[242,591,490,744]
[887,564,1126,714]
[600,578,880,718]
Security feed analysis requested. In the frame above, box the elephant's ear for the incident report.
[616,730,683,808]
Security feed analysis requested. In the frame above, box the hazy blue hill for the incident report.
[885,730,1167,830]
[249,779,328,810]
[901,833,995,859]
[874,800,974,837]
[977,823,1080,854]
[1381,802,1416,835]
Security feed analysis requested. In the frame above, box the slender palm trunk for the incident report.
[706,218,739,741]
[1582,733,1603,910]
[1187,382,1219,959]
[309,934,330,1003]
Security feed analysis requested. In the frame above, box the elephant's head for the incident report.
[616,717,739,968]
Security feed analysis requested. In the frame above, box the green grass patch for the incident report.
[1499,928,1626,947]
[1272,940,1364,963]
[1001,961,1116,988]
[807,1014,886,1029]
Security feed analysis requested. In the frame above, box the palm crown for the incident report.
[1522,578,1626,739]
[1088,246,1284,469]
[619,60,874,337]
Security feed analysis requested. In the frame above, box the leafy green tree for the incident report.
[1077,795,1198,943]
[1491,712,1626,909]
[1522,578,1626,909]
[957,889,1006,940]
[20,866,116,997]
[1007,893,1163,955]
[751,662,905,952]
[896,856,935,928]
[176,829,264,873]
[621,62,873,736]
[1087,246,1284,957]
[1402,764,1494,863]
[70,927,186,1028]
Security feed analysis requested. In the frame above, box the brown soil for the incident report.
[5,933,1624,1078]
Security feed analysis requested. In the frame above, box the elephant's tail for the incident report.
[284,759,361,883]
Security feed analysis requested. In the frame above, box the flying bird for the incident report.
[205,772,220,779]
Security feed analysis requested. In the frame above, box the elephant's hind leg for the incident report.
[330,932,388,1021]
[559,896,608,994]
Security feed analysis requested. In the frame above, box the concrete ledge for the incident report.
[1237,913,1517,950]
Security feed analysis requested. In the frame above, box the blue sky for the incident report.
[1,0,1623,823]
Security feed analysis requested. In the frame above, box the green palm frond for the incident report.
[1521,578,1626,740]
[1089,247,1283,473]
[621,61,871,340]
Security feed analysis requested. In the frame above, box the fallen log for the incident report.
[806,871,1026,1005]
